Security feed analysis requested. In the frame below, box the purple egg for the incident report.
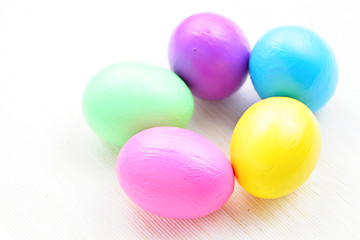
[168,12,250,100]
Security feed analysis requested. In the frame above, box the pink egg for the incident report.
[116,127,234,219]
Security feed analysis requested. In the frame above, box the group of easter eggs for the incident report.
[83,13,338,219]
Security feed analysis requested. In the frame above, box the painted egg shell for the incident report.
[82,62,194,146]
[249,26,338,112]
[230,97,321,199]
[168,12,250,100]
[117,126,234,219]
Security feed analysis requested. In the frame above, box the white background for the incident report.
[1,0,360,239]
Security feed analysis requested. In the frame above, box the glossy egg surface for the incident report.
[117,126,234,219]
[231,97,321,199]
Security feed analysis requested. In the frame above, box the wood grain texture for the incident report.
[1,0,359,239]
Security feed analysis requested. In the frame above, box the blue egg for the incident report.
[249,26,338,112]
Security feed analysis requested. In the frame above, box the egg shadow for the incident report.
[129,200,239,239]
[130,207,212,239]
[129,184,301,239]
[222,186,299,225]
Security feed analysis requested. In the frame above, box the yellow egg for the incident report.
[230,97,321,199]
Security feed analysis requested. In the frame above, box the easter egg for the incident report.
[168,12,250,100]
[82,62,194,146]
[117,126,234,219]
[249,26,338,112]
[230,97,321,199]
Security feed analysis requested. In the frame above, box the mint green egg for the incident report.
[82,62,194,146]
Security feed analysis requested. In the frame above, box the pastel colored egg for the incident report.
[117,126,234,219]
[230,97,321,199]
[82,62,194,146]
[249,26,338,112]
[168,12,250,100]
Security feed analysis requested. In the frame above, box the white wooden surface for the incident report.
[1,0,360,239]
